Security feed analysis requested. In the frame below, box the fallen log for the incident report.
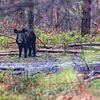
[0,48,81,56]
[42,42,100,48]
[68,42,100,47]
[0,52,18,56]
[37,48,81,53]
[39,42,100,50]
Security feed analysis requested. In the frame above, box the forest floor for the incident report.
[0,44,100,99]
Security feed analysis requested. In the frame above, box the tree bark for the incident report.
[27,0,34,30]
[81,0,92,35]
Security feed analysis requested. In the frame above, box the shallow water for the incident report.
[0,50,100,74]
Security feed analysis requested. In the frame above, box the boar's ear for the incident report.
[21,28,26,33]
[14,29,18,34]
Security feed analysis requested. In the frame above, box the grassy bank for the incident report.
[0,68,78,100]
[0,68,100,99]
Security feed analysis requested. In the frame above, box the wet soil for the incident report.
[0,51,100,75]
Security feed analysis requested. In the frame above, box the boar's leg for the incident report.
[28,46,32,57]
[24,47,28,58]
[19,46,22,58]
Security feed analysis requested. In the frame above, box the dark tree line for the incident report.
[0,0,100,35]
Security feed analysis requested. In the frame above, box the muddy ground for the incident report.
[0,51,100,75]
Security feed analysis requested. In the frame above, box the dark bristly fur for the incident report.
[14,28,36,58]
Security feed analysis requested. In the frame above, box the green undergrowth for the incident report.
[0,67,100,99]
[0,91,24,100]
[79,50,100,62]
[35,29,100,45]
[0,67,78,99]
[88,79,100,98]
[0,36,14,50]
[0,30,100,50]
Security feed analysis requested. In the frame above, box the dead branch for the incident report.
[36,36,49,49]
[0,52,18,56]
[85,75,100,82]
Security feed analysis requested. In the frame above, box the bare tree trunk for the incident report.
[96,0,99,11]
[68,12,72,31]
[27,0,34,30]
[81,0,91,36]
[54,7,61,30]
